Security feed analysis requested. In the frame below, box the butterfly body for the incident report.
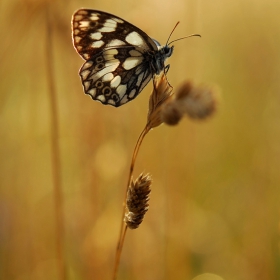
[72,9,173,107]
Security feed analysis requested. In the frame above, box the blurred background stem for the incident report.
[45,4,66,280]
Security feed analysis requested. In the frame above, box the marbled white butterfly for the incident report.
[72,9,199,107]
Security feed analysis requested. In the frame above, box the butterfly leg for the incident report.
[164,64,170,74]
[163,65,173,89]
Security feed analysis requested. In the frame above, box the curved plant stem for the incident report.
[112,124,150,280]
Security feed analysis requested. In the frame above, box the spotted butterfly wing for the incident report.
[72,9,173,107]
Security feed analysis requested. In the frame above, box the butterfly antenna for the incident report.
[166,21,180,46]
[168,34,201,45]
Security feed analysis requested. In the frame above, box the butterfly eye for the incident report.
[164,46,173,57]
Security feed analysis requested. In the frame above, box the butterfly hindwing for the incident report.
[79,47,153,106]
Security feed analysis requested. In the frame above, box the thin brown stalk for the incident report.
[112,124,150,280]
[112,75,173,280]
[45,5,66,280]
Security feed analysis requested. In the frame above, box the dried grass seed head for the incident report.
[147,74,173,129]
[124,173,152,229]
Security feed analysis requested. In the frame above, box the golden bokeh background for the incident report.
[1,0,280,279]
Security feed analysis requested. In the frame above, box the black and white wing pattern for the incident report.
[71,9,173,107]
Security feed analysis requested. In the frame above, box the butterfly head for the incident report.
[151,22,200,75]
[151,44,174,75]
[153,38,174,58]
[161,44,174,58]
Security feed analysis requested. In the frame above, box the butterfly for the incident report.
[71,9,176,107]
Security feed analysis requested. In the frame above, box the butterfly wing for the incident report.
[72,9,158,60]
[72,9,158,106]
[79,47,153,106]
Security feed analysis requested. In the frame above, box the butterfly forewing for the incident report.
[72,10,157,59]
[72,9,172,106]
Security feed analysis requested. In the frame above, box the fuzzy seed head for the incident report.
[124,173,152,229]
[174,82,218,120]
[161,101,183,125]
